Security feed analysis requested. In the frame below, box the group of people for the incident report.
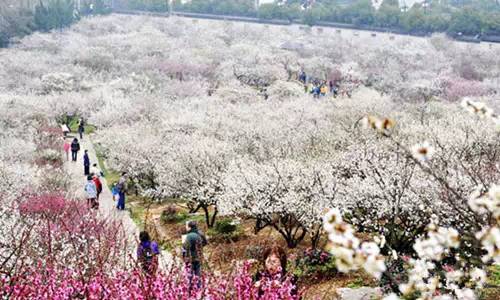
[137,222,295,296]
[137,221,207,281]
[136,220,207,290]
[63,138,81,162]
[83,149,103,209]
[299,70,361,99]
[62,119,86,162]
[84,173,102,209]
[61,118,129,211]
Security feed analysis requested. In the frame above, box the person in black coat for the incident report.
[83,150,90,175]
[71,138,80,162]
[78,119,85,139]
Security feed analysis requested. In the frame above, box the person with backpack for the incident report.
[182,220,208,291]
[116,172,128,210]
[137,231,160,276]
[84,175,98,209]
[71,138,80,162]
[78,119,85,139]
[83,150,90,175]
[92,174,102,201]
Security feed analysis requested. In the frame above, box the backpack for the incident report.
[140,244,154,273]
[115,181,124,192]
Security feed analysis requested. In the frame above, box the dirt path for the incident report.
[64,133,173,269]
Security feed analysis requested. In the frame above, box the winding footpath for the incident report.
[64,133,173,269]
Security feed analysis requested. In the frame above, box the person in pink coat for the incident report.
[63,139,71,161]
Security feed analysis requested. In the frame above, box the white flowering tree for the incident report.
[3,15,500,297]
[223,158,338,248]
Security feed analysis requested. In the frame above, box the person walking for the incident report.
[83,150,90,175]
[137,231,160,276]
[312,85,320,98]
[116,172,128,210]
[299,71,306,84]
[62,123,70,137]
[90,163,103,178]
[78,119,85,139]
[84,175,98,209]
[92,174,102,201]
[63,138,70,161]
[70,138,80,162]
[182,220,208,292]
[332,81,339,98]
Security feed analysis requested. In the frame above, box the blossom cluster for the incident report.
[323,208,386,279]
[1,260,300,300]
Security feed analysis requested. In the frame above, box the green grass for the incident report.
[68,117,96,134]
[129,205,145,230]
[177,213,205,225]
[346,277,365,289]
[479,265,500,300]
[94,144,120,186]
[489,265,500,286]
[159,240,175,252]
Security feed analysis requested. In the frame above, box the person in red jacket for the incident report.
[92,174,103,203]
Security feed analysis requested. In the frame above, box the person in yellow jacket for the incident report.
[320,84,328,96]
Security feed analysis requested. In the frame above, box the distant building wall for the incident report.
[2,0,39,10]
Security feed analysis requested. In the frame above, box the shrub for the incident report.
[294,248,337,280]
[245,244,266,261]
[215,218,238,234]
[38,148,62,165]
[40,72,80,94]
[208,218,242,242]
[160,205,188,224]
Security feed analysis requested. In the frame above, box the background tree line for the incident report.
[0,0,110,48]
[169,0,500,36]
[3,0,500,48]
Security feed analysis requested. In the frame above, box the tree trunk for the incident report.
[274,220,307,249]
[254,217,269,234]
[202,205,217,228]
[310,227,322,249]
[209,206,218,228]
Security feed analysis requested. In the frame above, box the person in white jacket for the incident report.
[90,163,103,177]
